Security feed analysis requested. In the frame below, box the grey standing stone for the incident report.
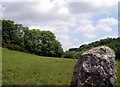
[71,46,116,87]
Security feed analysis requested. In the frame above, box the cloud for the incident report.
[2,1,71,24]
[1,0,118,50]
[100,34,118,39]
[96,17,117,32]
[75,17,118,38]
[96,24,112,32]
[99,17,118,26]
[68,1,117,17]
[75,19,96,38]
[84,33,96,38]
[76,25,95,33]
[76,19,95,33]
[68,2,96,14]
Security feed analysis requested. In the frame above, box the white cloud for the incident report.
[75,17,117,38]
[76,24,96,38]
[55,7,69,16]
[76,24,95,33]
[96,24,112,32]
[84,41,92,45]
[92,0,119,7]
[84,33,96,38]
[100,34,118,39]
[29,26,54,31]
[1,0,118,50]
[99,17,118,26]
[31,2,54,14]
[96,17,117,32]
[75,19,96,38]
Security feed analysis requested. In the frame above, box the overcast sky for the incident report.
[1,0,119,51]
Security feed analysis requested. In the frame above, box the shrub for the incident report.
[62,51,77,59]
[7,44,26,52]
[2,42,7,48]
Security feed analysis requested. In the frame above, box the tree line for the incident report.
[63,37,120,59]
[1,20,63,57]
[1,19,119,59]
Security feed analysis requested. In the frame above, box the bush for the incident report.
[7,44,26,52]
[2,42,8,48]
[62,51,77,59]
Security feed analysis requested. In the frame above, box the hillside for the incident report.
[2,48,120,86]
[2,48,76,85]
[66,37,120,59]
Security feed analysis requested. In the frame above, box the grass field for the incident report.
[2,48,120,86]
[2,48,76,85]
[116,60,120,87]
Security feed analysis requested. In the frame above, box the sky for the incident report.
[0,0,119,51]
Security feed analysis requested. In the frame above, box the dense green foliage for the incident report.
[66,37,120,59]
[2,48,120,85]
[0,20,2,46]
[62,51,78,59]
[2,20,63,57]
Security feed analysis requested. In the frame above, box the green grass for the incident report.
[2,48,120,86]
[116,59,120,86]
[2,48,76,85]
[0,47,2,86]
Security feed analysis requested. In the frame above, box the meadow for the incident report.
[2,48,120,86]
[2,48,76,85]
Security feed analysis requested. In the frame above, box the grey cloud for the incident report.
[68,2,116,15]
[2,2,70,26]
[68,2,97,14]
[2,2,116,25]
[2,2,36,24]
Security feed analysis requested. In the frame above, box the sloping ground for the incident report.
[0,47,2,85]
[2,48,120,86]
[2,48,76,85]
[116,60,120,86]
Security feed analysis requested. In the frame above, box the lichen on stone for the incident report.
[71,46,116,87]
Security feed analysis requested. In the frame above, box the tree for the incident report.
[2,20,15,44]
[2,19,64,57]
[62,51,77,59]
[67,37,120,59]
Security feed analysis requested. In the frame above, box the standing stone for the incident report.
[71,46,116,87]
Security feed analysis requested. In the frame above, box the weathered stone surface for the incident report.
[71,46,116,87]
